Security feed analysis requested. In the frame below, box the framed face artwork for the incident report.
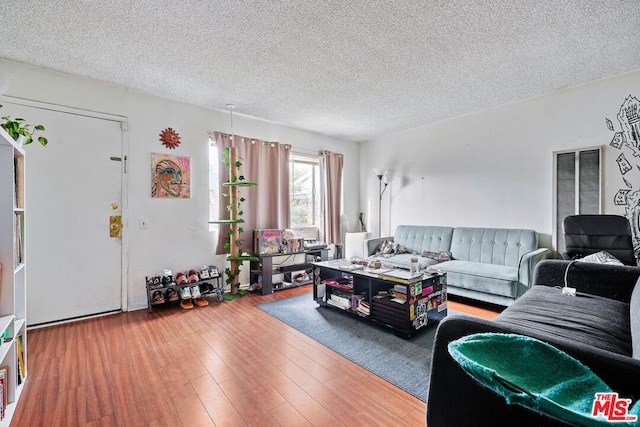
[151,153,191,198]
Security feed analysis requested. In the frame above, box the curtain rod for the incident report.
[291,147,319,156]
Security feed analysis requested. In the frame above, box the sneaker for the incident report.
[199,282,213,294]
[179,286,192,300]
[208,265,220,278]
[147,277,162,290]
[190,285,201,299]
[199,266,211,279]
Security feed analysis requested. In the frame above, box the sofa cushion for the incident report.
[393,225,454,255]
[437,260,519,298]
[450,228,538,268]
[495,285,631,356]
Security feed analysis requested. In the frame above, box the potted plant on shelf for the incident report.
[1,116,48,146]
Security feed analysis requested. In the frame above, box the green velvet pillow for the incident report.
[448,333,639,426]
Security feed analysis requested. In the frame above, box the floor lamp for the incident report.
[377,172,389,237]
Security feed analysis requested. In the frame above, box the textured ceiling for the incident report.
[1,1,640,141]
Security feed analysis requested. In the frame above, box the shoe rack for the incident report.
[145,270,223,312]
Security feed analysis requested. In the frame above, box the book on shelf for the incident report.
[0,366,6,420]
[16,335,25,384]
[14,213,23,267]
[253,229,282,255]
[393,284,408,294]
[391,291,407,300]
[14,157,18,209]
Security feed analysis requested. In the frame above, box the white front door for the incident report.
[3,102,124,325]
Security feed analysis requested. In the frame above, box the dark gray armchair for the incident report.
[561,214,636,266]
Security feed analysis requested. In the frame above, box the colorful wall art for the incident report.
[607,95,640,252]
[151,153,191,198]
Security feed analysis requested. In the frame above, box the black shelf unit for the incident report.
[312,261,447,338]
[251,248,329,295]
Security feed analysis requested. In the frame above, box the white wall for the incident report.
[360,70,640,249]
[0,59,360,310]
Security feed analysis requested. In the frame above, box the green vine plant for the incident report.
[221,147,257,290]
[1,116,48,146]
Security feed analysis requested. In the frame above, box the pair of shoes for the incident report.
[179,285,208,309]
[151,290,165,305]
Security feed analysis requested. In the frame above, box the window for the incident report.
[553,147,602,251]
[290,154,322,228]
[208,139,220,231]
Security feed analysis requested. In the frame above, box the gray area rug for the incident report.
[257,293,442,401]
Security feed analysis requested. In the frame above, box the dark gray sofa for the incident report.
[426,259,640,426]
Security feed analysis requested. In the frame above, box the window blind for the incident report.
[554,148,601,251]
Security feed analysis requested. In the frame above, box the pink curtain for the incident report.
[320,150,343,244]
[214,132,291,254]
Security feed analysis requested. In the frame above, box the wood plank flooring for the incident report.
[12,287,499,427]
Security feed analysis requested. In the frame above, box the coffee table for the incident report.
[312,259,447,338]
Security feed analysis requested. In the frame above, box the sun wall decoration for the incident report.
[159,127,181,149]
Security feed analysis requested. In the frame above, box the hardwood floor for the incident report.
[12,287,499,427]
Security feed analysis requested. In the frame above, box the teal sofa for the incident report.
[365,225,550,306]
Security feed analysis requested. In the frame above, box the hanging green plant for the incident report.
[1,116,48,146]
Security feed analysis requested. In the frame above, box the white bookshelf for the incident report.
[0,127,26,425]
